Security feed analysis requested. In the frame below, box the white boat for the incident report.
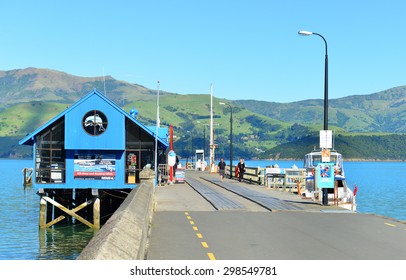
[303,149,357,211]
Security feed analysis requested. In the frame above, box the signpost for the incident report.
[319,130,333,205]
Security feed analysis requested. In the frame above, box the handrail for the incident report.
[226,165,306,192]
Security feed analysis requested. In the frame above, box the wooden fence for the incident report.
[227,166,306,193]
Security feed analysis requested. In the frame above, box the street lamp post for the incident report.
[154,81,160,187]
[298,30,328,131]
[298,30,329,206]
[186,130,194,167]
[196,121,207,162]
[220,102,233,179]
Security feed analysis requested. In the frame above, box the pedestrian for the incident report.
[173,156,179,177]
[217,158,226,182]
[237,158,246,182]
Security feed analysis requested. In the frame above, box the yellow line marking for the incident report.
[207,253,216,260]
[184,212,215,259]
[385,222,396,227]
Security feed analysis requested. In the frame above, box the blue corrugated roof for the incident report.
[19,89,169,148]
[147,126,169,142]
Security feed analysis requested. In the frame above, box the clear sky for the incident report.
[1,0,406,102]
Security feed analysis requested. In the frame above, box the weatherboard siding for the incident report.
[64,93,125,150]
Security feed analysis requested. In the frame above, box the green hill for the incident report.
[234,86,406,133]
[0,67,405,160]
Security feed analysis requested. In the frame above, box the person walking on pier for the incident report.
[217,158,226,182]
[237,158,246,182]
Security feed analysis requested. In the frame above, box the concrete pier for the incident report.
[77,170,406,260]
[77,169,155,260]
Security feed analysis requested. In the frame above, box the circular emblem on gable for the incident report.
[82,110,108,136]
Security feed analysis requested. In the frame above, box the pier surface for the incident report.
[147,170,406,260]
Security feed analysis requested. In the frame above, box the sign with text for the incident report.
[319,130,333,149]
[74,153,116,180]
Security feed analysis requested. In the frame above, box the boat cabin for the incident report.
[303,149,345,178]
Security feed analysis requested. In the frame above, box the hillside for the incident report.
[0,67,405,160]
[234,86,406,133]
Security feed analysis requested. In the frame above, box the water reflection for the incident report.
[38,225,97,260]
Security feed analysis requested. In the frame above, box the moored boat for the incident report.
[303,149,356,211]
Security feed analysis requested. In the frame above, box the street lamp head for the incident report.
[298,30,313,36]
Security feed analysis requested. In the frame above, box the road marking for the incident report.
[385,222,396,227]
[207,253,216,260]
[185,212,216,260]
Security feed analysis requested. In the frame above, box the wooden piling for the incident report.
[93,197,100,229]
[23,167,33,187]
[39,197,47,228]
[37,188,103,229]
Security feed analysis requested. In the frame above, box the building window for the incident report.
[82,110,108,136]
[35,119,65,184]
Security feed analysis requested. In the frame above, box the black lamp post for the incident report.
[220,102,233,179]
[298,30,329,206]
[298,30,328,130]
[186,130,193,164]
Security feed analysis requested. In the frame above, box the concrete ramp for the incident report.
[185,177,245,210]
[203,178,302,211]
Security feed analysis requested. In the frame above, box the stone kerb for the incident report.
[77,169,155,260]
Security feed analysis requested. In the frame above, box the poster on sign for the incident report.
[74,153,116,180]
[316,163,334,189]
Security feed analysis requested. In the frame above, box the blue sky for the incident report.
[1,0,406,102]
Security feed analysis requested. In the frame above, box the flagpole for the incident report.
[209,83,216,173]
[154,81,160,187]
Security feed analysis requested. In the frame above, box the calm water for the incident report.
[245,159,406,221]
[0,160,96,260]
[0,159,405,260]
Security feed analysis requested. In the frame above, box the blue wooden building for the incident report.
[19,89,169,228]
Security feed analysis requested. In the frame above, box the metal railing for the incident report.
[158,164,168,185]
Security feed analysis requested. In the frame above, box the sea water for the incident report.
[0,159,405,260]
[244,159,406,222]
[0,159,96,260]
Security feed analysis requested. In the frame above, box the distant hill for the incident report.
[234,86,406,133]
[0,67,158,106]
[0,67,405,160]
